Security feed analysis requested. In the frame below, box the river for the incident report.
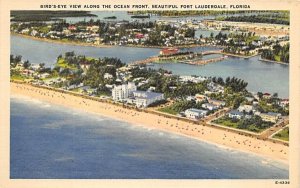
[11,35,289,98]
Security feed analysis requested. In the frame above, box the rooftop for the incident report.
[133,91,163,100]
[229,110,243,116]
[185,108,208,114]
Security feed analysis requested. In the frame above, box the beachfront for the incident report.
[11,82,289,162]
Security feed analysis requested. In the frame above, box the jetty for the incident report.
[181,56,228,65]
[129,56,159,65]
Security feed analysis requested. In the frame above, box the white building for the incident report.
[133,91,164,108]
[184,108,208,119]
[259,112,281,123]
[195,94,207,103]
[238,105,254,113]
[112,82,137,101]
[201,103,219,111]
[228,110,243,119]
[179,75,207,83]
[104,73,113,79]
[207,99,226,107]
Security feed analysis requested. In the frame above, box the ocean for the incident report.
[10,95,289,179]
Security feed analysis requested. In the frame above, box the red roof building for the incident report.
[68,25,77,31]
[159,48,179,56]
[135,33,144,39]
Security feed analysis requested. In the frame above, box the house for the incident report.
[263,93,271,99]
[79,62,91,71]
[31,30,38,36]
[228,110,243,119]
[21,28,29,34]
[279,99,289,107]
[39,73,50,79]
[105,84,114,89]
[78,86,97,95]
[201,103,219,111]
[135,33,144,39]
[245,97,255,103]
[21,69,35,76]
[186,96,196,101]
[104,73,113,79]
[86,25,99,33]
[31,64,41,71]
[133,91,164,108]
[238,105,254,114]
[184,108,208,119]
[13,63,24,70]
[147,86,156,92]
[179,75,206,83]
[259,112,281,123]
[68,25,77,31]
[195,94,207,103]
[208,99,226,107]
[207,82,224,93]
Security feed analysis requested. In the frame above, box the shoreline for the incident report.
[12,33,266,60]
[11,33,113,48]
[11,33,223,50]
[259,57,289,65]
[221,52,259,59]
[10,82,289,164]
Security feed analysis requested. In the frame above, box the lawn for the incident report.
[56,58,78,70]
[273,127,289,141]
[212,116,271,133]
[213,116,239,128]
[38,26,50,33]
[274,55,281,62]
[246,35,259,44]
[158,106,178,115]
[11,74,26,81]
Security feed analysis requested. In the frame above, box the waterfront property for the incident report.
[184,108,208,119]
[228,110,244,119]
[111,82,164,107]
[112,82,137,101]
[133,91,164,108]
[259,112,281,123]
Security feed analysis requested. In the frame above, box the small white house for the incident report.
[238,105,254,113]
[228,110,243,119]
[201,103,219,111]
[104,73,113,79]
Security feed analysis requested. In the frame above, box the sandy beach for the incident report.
[10,82,289,163]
